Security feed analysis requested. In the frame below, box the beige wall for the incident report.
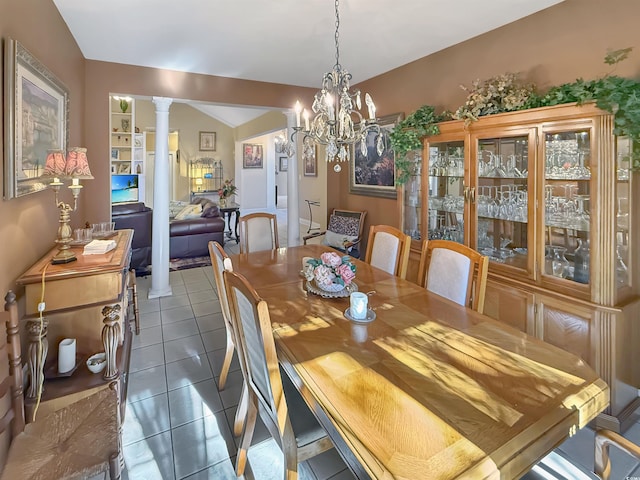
[336,0,640,251]
[0,0,86,296]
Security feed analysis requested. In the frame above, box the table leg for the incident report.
[102,304,122,380]
[233,210,240,242]
[25,318,48,401]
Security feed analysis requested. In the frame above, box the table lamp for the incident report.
[42,148,94,264]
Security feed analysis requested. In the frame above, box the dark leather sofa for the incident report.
[112,202,153,274]
[112,200,225,272]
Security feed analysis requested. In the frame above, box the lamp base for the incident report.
[51,248,77,264]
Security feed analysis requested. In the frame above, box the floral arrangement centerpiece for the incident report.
[304,252,356,293]
[217,179,237,207]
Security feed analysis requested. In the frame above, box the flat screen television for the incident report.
[111,174,139,204]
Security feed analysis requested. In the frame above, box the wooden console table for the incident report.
[16,230,134,421]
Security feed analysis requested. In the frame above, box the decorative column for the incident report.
[284,111,301,247]
[149,96,173,299]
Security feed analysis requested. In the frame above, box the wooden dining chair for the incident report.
[595,429,640,480]
[0,291,121,479]
[207,240,247,436]
[238,212,279,253]
[223,270,334,479]
[364,224,411,279]
[303,209,367,258]
[417,239,489,314]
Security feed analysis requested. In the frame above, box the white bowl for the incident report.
[86,352,107,374]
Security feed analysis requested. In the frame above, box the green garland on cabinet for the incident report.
[391,48,640,185]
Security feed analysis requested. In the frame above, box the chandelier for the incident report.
[293,0,383,172]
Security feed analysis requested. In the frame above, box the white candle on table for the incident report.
[58,338,76,374]
[350,292,368,320]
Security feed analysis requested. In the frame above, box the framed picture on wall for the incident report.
[303,145,317,177]
[4,38,69,199]
[349,113,402,198]
[111,148,119,160]
[242,143,263,168]
[279,156,288,172]
[199,131,216,151]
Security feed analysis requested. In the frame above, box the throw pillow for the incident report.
[201,202,220,218]
[169,200,189,219]
[327,214,360,237]
[174,204,202,220]
[324,230,358,250]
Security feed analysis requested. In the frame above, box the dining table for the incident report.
[230,244,609,480]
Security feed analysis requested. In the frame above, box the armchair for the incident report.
[303,209,367,258]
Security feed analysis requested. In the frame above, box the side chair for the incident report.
[418,239,489,313]
[364,224,411,279]
[207,240,247,436]
[238,212,279,253]
[223,270,334,479]
[0,291,121,479]
[303,209,367,258]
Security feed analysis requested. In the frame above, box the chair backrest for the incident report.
[418,240,489,313]
[223,270,289,441]
[208,241,233,326]
[0,292,25,471]
[364,225,411,279]
[238,213,279,254]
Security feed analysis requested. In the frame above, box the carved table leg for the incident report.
[25,318,48,422]
[101,304,122,380]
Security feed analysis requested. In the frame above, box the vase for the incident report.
[573,239,590,284]
[219,198,227,208]
[545,245,569,278]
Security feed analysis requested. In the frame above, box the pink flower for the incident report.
[313,265,335,287]
[335,264,355,285]
[321,252,342,268]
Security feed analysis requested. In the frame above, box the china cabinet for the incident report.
[400,103,639,431]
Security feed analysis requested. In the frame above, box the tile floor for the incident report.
[122,208,640,479]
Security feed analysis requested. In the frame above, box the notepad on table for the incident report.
[83,239,117,255]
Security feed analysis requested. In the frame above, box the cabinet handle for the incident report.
[463,186,470,201]
[470,187,476,203]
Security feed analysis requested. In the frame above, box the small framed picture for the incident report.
[243,143,263,169]
[118,163,131,174]
[199,131,216,151]
[279,156,288,172]
[111,164,116,174]
[303,145,317,177]
[111,148,119,160]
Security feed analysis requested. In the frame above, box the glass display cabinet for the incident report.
[400,103,639,432]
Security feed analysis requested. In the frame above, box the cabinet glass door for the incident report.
[543,130,591,284]
[426,142,464,243]
[402,150,422,240]
[476,135,529,271]
[616,136,632,289]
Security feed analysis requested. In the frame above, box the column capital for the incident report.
[152,96,173,112]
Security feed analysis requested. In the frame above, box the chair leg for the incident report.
[217,326,234,390]
[128,270,140,335]
[236,395,257,477]
[283,422,299,480]
[234,381,249,437]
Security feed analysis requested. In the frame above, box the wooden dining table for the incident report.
[231,244,609,480]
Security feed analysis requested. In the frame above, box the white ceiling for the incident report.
[53,0,564,126]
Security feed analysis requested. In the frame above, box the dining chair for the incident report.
[303,209,367,258]
[238,212,279,253]
[595,429,640,480]
[364,224,411,279]
[223,270,334,479]
[417,239,489,313]
[207,240,247,436]
[0,291,121,479]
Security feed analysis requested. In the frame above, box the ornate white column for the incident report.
[285,111,301,247]
[149,97,173,299]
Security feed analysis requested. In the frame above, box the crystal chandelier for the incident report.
[293,0,383,173]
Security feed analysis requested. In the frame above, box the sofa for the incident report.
[169,198,225,258]
[112,199,225,272]
[112,202,153,274]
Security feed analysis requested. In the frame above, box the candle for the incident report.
[350,292,368,320]
[325,94,334,121]
[365,93,376,120]
[58,338,76,374]
[303,109,310,131]
[294,101,302,128]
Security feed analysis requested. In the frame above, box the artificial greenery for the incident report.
[389,105,451,185]
[391,47,640,183]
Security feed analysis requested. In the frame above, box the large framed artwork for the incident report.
[349,113,403,199]
[4,38,69,199]
[303,144,317,177]
[242,143,263,169]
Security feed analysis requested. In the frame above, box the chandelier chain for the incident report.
[334,0,340,70]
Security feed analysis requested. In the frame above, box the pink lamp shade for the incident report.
[65,147,93,179]
[43,150,67,177]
